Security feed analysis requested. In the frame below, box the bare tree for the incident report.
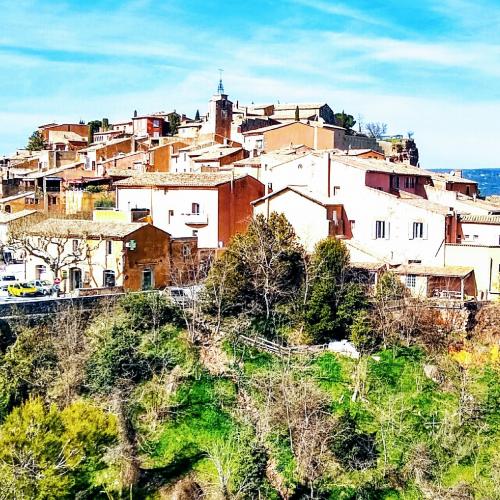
[8,215,91,279]
[364,122,388,139]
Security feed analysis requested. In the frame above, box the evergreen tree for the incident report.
[304,238,368,342]
[295,105,300,121]
[195,109,200,121]
[87,120,102,144]
[26,130,46,151]
[334,111,356,130]
[169,113,181,135]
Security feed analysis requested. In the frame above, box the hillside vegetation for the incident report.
[0,214,498,499]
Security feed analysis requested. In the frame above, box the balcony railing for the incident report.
[183,213,208,225]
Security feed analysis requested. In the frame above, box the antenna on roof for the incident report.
[217,68,224,94]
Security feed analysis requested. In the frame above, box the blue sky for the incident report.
[1,0,500,169]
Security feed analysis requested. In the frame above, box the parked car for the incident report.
[0,275,17,287]
[28,279,56,296]
[0,285,9,298]
[8,282,38,298]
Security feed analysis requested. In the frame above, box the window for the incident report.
[465,234,470,240]
[182,244,191,257]
[191,202,200,215]
[333,186,340,195]
[256,139,263,149]
[106,240,112,255]
[392,175,400,190]
[72,239,79,252]
[375,220,386,239]
[404,177,416,189]
[406,274,416,288]
[192,230,198,237]
[153,119,160,128]
[473,235,479,241]
[103,270,115,287]
[142,268,153,290]
[413,222,424,239]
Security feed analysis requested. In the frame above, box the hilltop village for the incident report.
[0,81,499,301]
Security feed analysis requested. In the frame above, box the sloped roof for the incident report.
[394,264,473,278]
[333,156,432,177]
[459,214,500,225]
[0,191,35,203]
[431,171,477,185]
[114,172,246,188]
[251,185,336,207]
[24,162,84,179]
[0,209,37,224]
[29,219,151,239]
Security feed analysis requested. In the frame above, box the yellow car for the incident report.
[8,282,38,297]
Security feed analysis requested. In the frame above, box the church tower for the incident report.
[206,74,233,142]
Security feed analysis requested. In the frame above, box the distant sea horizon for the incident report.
[430,167,500,197]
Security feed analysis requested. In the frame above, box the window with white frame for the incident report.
[406,274,416,287]
[413,222,424,239]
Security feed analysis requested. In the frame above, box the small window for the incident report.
[392,176,400,189]
[72,239,79,252]
[473,235,479,241]
[413,222,424,239]
[182,244,191,257]
[191,203,200,215]
[153,119,160,128]
[333,186,340,195]
[375,220,386,239]
[192,230,198,237]
[406,274,416,288]
[106,240,112,255]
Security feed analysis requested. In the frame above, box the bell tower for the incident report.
[206,70,233,142]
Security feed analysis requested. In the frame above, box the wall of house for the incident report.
[398,274,428,297]
[365,172,391,192]
[424,185,488,214]
[336,186,447,265]
[123,225,170,291]
[263,123,339,151]
[217,176,265,248]
[447,181,478,197]
[169,237,198,283]
[445,244,500,300]
[253,190,330,252]
[25,236,124,290]
[459,222,500,246]
[116,186,220,248]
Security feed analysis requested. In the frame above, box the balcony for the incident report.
[183,212,208,226]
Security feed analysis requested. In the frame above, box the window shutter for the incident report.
[371,220,376,239]
[423,223,428,240]
[408,221,414,240]
[385,221,391,240]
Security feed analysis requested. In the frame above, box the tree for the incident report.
[304,238,368,342]
[0,398,117,498]
[334,111,356,131]
[102,117,109,131]
[204,213,305,332]
[364,122,388,139]
[26,130,46,151]
[169,113,181,135]
[195,109,200,121]
[87,120,102,144]
[8,216,91,281]
[294,106,300,121]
